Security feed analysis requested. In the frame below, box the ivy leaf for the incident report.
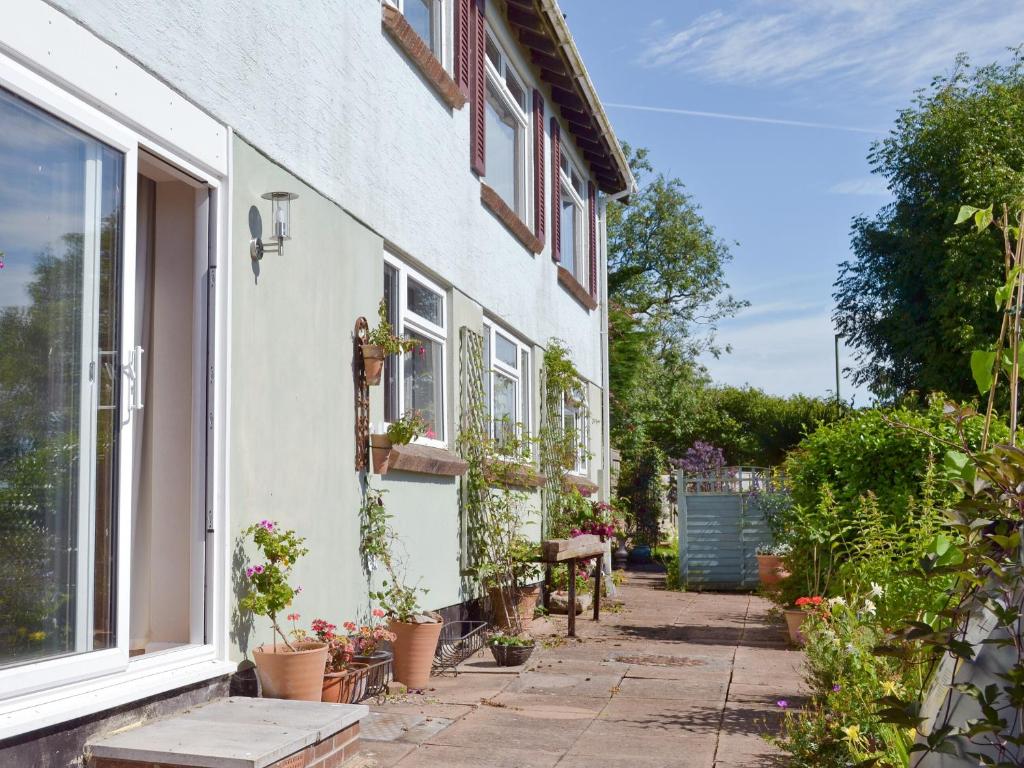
[955,204,981,224]
[971,350,997,394]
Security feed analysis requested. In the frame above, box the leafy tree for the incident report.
[607,146,745,358]
[834,51,1024,403]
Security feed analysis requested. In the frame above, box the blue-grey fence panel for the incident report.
[677,469,773,591]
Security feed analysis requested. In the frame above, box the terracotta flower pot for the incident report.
[757,554,790,586]
[321,662,370,704]
[488,584,540,632]
[784,608,809,646]
[252,640,328,701]
[370,434,392,473]
[362,344,385,385]
[389,619,444,691]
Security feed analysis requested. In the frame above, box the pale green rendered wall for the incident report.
[229,137,601,658]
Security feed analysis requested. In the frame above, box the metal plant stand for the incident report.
[432,620,488,676]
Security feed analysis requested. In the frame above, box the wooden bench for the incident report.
[540,534,605,638]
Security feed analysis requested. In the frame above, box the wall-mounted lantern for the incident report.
[250,191,299,260]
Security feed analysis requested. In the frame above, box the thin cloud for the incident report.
[639,1,1024,96]
[605,102,883,134]
[828,177,890,196]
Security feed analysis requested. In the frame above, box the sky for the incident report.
[560,0,1024,407]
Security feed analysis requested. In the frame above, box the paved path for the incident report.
[359,571,804,768]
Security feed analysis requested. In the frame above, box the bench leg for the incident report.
[594,553,602,622]
[543,564,552,611]
[567,559,577,638]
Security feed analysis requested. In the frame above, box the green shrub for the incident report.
[772,595,914,768]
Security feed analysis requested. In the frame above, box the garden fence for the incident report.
[676,467,779,591]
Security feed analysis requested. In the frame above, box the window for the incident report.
[559,147,587,285]
[484,30,529,218]
[560,392,589,475]
[390,0,444,58]
[383,256,448,443]
[482,323,531,453]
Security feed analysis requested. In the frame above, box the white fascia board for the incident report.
[1,0,228,177]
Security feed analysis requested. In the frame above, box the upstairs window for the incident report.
[559,147,587,286]
[391,0,444,59]
[482,323,531,454]
[484,30,529,219]
[383,256,448,444]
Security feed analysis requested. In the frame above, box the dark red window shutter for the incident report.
[533,89,545,243]
[454,0,471,96]
[588,181,598,297]
[469,0,486,176]
[550,118,561,263]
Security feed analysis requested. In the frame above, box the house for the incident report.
[0,0,633,764]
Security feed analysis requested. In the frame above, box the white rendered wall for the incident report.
[42,0,607,384]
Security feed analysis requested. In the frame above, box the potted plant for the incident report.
[241,521,327,701]
[295,617,371,704]
[346,609,397,694]
[488,631,536,667]
[756,542,792,585]
[362,299,417,385]
[371,410,432,473]
[784,595,822,646]
[371,578,442,691]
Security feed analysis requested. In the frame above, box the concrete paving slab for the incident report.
[365,572,805,768]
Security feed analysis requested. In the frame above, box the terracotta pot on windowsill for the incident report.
[361,344,385,385]
[370,434,393,473]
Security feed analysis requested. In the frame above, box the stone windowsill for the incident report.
[480,184,544,254]
[563,473,599,495]
[382,4,466,110]
[371,436,468,477]
[483,458,547,489]
[557,267,598,311]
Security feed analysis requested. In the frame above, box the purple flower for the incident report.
[254,564,265,575]
[832,684,841,693]
[245,567,255,579]
[295,586,303,594]
[258,519,275,532]
[776,700,788,709]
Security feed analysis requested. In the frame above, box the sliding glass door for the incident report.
[0,85,129,671]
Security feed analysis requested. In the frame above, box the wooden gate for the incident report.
[677,468,774,591]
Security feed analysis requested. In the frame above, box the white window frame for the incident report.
[561,392,589,476]
[388,0,446,63]
[560,146,588,286]
[483,25,531,221]
[482,322,532,456]
[0,30,232,736]
[383,253,449,448]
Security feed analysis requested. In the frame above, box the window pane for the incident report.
[493,373,516,449]
[561,195,577,275]
[505,71,526,112]
[482,325,492,430]
[383,264,399,423]
[485,85,520,214]
[0,86,122,668]
[405,0,439,56]
[404,332,443,441]
[485,34,501,70]
[407,277,442,327]
[520,350,530,436]
[494,333,517,368]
